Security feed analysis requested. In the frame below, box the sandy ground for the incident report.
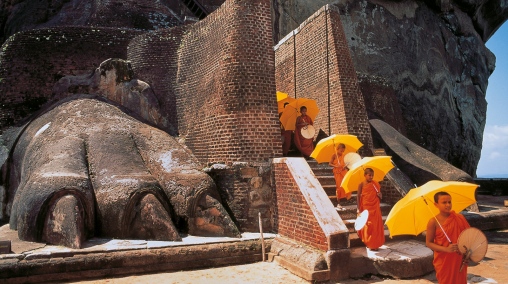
[68,229,507,284]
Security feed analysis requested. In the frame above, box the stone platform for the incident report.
[0,229,274,284]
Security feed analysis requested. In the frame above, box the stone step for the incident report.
[329,195,358,206]
[343,215,388,232]
[348,239,434,278]
[349,228,390,248]
[311,167,333,176]
[314,175,336,186]
[348,227,425,248]
[322,184,338,196]
[333,203,392,220]
[372,148,387,156]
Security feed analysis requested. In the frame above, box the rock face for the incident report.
[272,0,507,176]
[370,119,473,185]
[0,1,505,176]
[0,0,227,43]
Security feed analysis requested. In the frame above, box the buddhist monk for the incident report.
[356,167,385,250]
[280,102,292,156]
[329,143,351,211]
[426,191,470,284]
[294,106,314,159]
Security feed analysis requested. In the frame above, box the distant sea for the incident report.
[476,174,508,178]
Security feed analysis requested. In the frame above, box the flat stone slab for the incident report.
[349,239,434,279]
[0,224,275,283]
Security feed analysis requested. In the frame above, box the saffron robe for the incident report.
[281,129,292,156]
[294,115,314,157]
[432,211,470,284]
[280,112,292,156]
[358,181,385,250]
[330,154,351,200]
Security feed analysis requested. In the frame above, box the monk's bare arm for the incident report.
[425,218,457,253]
[356,182,363,214]
[329,154,337,167]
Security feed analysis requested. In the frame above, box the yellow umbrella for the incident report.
[385,180,478,238]
[310,134,363,163]
[276,91,288,101]
[340,156,394,194]
[279,98,319,131]
[278,96,296,114]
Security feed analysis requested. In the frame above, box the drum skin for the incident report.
[301,125,315,139]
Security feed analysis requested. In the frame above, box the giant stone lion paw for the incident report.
[6,98,240,248]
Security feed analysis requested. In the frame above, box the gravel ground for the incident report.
[68,229,507,284]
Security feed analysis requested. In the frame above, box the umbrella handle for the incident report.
[459,248,472,272]
[422,197,452,243]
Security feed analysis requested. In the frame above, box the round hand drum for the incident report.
[457,227,488,263]
[354,210,369,231]
[301,125,315,139]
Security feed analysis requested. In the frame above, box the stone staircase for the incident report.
[307,150,405,247]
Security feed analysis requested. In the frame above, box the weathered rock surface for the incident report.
[272,0,507,176]
[1,0,505,177]
[53,58,168,132]
[370,119,473,185]
[0,0,229,43]
[6,97,240,247]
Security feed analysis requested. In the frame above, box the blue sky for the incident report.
[475,23,508,177]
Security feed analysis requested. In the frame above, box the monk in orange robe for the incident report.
[281,128,292,156]
[329,143,351,211]
[356,167,385,250]
[426,191,470,284]
[294,106,314,158]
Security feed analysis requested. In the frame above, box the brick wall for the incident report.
[274,5,373,156]
[175,0,281,165]
[380,179,403,206]
[273,158,348,252]
[130,0,283,165]
[127,27,187,136]
[274,162,328,251]
[0,26,143,131]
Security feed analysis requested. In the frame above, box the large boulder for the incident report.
[0,0,227,43]
[370,119,473,185]
[6,97,240,248]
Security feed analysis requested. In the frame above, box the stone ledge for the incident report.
[0,226,275,283]
[349,239,434,279]
[271,254,330,282]
[269,236,330,281]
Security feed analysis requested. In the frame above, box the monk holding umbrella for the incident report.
[279,98,319,159]
[341,156,394,250]
[384,180,481,284]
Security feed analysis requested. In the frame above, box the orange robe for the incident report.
[330,154,351,200]
[280,112,292,156]
[294,115,314,157]
[432,211,470,284]
[358,181,385,250]
[281,129,292,156]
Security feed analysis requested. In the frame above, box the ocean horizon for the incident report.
[476,174,508,179]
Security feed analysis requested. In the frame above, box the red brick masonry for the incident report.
[274,157,348,251]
